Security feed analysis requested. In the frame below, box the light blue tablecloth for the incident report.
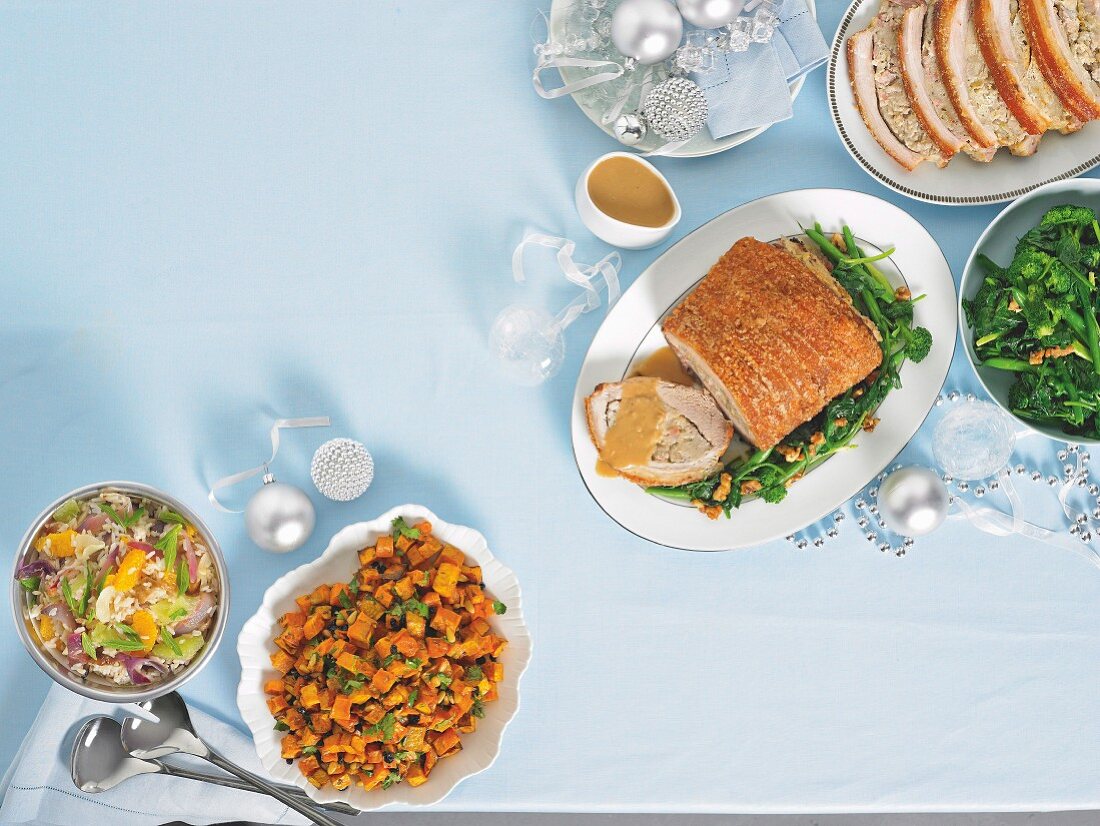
[1,0,1099,815]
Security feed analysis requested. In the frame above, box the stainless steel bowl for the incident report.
[10,481,229,703]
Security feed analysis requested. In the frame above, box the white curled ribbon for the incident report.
[208,417,330,513]
[953,495,1100,570]
[512,233,621,332]
[533,54,625,99]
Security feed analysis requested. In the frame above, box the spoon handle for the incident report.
[158,763,359,816]
[201,746,346,826]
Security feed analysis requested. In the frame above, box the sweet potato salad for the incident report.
[266,517,508,793]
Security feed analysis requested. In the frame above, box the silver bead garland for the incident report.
[786,388,1100,556]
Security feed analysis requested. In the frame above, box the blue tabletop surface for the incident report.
[2,0,1100,814]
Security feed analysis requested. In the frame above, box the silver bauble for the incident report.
[244,473,316,553]
[676,0,744,28]
[877,466,949,537]
[641,76,709,142]
[311,437,374,502]
[612,112,648,145]
[611,0,685,65]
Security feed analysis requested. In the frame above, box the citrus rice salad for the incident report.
[14,489,219,687]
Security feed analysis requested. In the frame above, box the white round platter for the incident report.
[827,0,1100,205]
[570,187,956,551]
[549,0,816,158]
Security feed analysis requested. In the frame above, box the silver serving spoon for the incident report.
[70,717,357,816]
[119,692,345,826]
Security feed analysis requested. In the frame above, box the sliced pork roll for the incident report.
[899,2,967,156]
[975,0,1080,132]
[849,0,948,170]
[918,1,1000,160]
[585,378,732,487]
[936,0,1042,154]
[1021,0,1100,118]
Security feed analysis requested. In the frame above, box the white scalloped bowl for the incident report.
[236,504,532,811]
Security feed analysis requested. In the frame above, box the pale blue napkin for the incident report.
[0,683,307,826]
[690,0,828,138]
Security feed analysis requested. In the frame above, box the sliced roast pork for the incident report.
[1021,0,1100,118]
[585,377,732,487]
[661,238,882,452]
[975,0,1081,132]
[917,1,1000,160]
[899,2,967,157]
[936,0,1042,154]
[849,0,949,170]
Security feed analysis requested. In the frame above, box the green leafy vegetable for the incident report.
[964,204,1100,437]
[177,559,189,595]
[492,600,507,615]
[471,698,486,718]
[465,665,483,681]
[381,770,402,789]
[80,632,96,660]
[52,499,81,523]
[366,712,396,741]
[19,576,40,592]
[61,578,78,613]
[274,721,290,731]
[158,509,187,525]
[168,606,188,621]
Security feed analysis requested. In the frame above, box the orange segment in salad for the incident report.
[113,546,148,592]
[130,610,158,652]
[35,529,77,558]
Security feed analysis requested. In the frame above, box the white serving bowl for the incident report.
[575,152,681,249]
[960,177,1100,446]
[236,504,531,811]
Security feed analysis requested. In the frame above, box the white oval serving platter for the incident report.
[237,504,532,811]
[828,0,1100,205]
[570,188,956,551]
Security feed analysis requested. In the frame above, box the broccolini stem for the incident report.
[983,357,1034,371]
[842,225,896,301]
[1075,281,1100,376]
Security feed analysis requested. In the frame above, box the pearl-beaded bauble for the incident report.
[311,438,375,502]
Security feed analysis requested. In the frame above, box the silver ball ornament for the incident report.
[611,0,684,65]
[244,473,316,553]
[612,112,648,145]
[311,438,374,501]
[876,466,950,537]
[676,0,744,28]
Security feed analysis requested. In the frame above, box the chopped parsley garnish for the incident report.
[471,698,486,718]
[337,590,353,609]
[348,575,360,595]
[380,770,402,789]
[433,672,452,688]
[342,678,365,694]
[366,712,396,741]
[301,745,320,756]
[391,517,420,541]
[465,665,483,681]
[18,576,39,592]
[404,657,422,669]
[407,689,419,706]
[388,598,430,619]
[274,721,290,731]
[492,600,507,615]
[381,652,399,667]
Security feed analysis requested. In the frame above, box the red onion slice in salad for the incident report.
[78,513,109,534]
[182,534,199,586]
[116,653,169,685]
[66,631,90,665]
[172,591,216,635]
[15,559,56,579]
[43,602,76,631]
